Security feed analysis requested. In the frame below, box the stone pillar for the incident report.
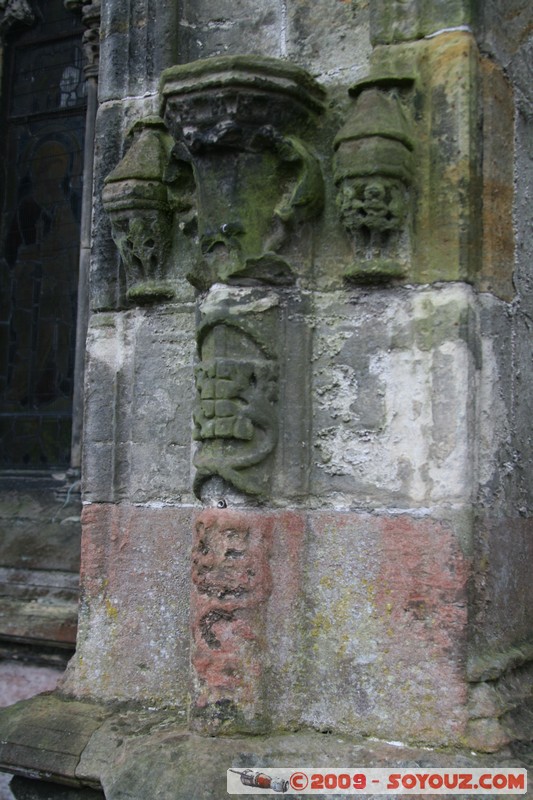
[158,55,325,733]
[0,1,532,797]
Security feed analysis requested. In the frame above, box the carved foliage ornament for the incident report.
[160,56,326,290]
[334,78,415,283]
[103,57,325,301]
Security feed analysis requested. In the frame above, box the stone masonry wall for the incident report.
[58,0,533,754]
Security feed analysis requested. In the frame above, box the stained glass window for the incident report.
[0,0,86,468]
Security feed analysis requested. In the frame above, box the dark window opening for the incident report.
[0,0,86,470]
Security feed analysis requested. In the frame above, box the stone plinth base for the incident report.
[55,503,533,749]
[0,695,531,800]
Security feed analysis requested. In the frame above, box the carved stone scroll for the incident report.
[334,79,415,284]
[191,509,273,734]
[160,55,325,290]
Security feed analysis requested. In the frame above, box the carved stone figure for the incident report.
[160,55,325,290]
[103,116,194,303]
[334,81,415,283]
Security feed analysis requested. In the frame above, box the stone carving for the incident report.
[0,0,34,40]
[190,509,273,734]
[193,322,278,499]
[103,116,195,303]
[160,55,325,290]
[64,0,101,77]
[81,1,100,78]
[334,80,415,283]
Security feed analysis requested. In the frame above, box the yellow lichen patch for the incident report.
[105,598,119,621]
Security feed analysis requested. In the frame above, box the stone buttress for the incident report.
[0,1,532,797]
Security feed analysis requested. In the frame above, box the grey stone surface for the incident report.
[477,0,533,70]
[177,0,283,63]
[176,0,372,85]
[310,284,479,508]
[99,0,180,102]
[286,0,372,86]
[470,515,533,659]
[82,305,196,504]
[370,0,474,45]
[60,504,192,708]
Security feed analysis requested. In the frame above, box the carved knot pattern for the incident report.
[193,349,278,498]
[190,509,273,734]
[194,358,278,442]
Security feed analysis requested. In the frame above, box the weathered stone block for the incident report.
[177,0,282,63]
[477,0,533,69]
[60,503,193,709]
[99,0,180,102]
[468,682,503,720]
[62,504,475,745]
[286,0,372,86]
[469,517,533,659]
[1,702,529,800]
[465,717,512,753]
[82,306,196,504]
[0,694,110,788]
[300,511,470,744]
[479,58,515,300]
[311,285,478,507]
[370,0,475,45]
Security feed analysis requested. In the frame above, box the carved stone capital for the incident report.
[80,0,100,78]
[102,116,184,303]
[160,55,325,290]
[64,0,100,77]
